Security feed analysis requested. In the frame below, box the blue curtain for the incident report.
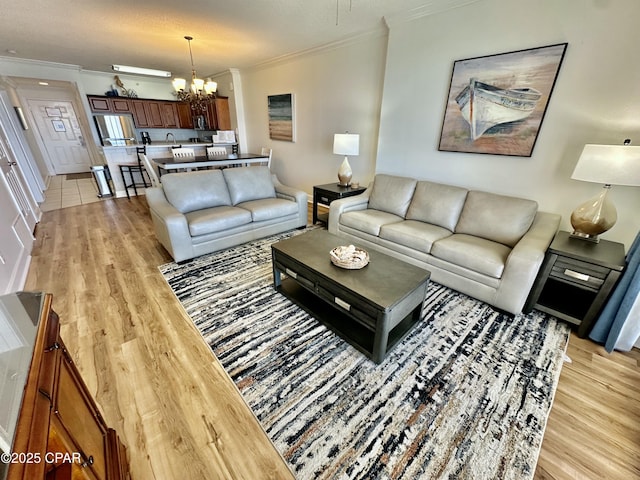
[589,231,640,352]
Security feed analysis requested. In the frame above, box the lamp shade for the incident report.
[333,134,360,156]
[571,144,640,186]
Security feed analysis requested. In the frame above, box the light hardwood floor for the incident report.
[24,197,640,480]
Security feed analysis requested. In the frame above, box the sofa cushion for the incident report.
[431,234,511,279]
[222,166,276,205]
[238,198,299,222]
[162,170,231,214]
[379,220,452,254]
[455,191,538,247]
[406,181,468,231]
[340,209,403,236]
[185,206,252,236]
[368,174,417,218]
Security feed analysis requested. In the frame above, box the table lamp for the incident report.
[333,133,359,186]
[570,139,640,242]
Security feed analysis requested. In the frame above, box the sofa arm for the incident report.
[273,175,308,226]
[327,187,372,234]
[145,187,194,262]
[494,211,561,313]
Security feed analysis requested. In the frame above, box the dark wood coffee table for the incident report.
[271,229,430,363]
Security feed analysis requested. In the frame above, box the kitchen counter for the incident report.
[99,142,238,197]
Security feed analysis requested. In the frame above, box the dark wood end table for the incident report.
[523,231,626,337]
[312,183,366,224]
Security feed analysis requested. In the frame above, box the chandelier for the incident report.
[172,36,217,114]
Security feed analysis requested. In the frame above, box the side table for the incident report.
[313,182,366,224]
[523,231,626,337]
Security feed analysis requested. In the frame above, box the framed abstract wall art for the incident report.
[438,43,567,157]
[268,93,295,142]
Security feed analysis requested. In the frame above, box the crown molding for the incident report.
[246,26,388,72]
[0,55,82,71]
[384,0,485,28]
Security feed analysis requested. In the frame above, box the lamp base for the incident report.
[337,156,352,187]
[569,231,601,243]
[569,185,617,244]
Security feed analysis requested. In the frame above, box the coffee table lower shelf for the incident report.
[276,277,423,363]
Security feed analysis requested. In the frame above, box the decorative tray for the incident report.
[330,245,369,269]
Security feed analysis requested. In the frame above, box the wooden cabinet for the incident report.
[88,96,131,114]
[129,99,178,129]
[160,102,179,128]
[7,293,130,480]
[176,102,194,129]
[205,97,231,131]
[88,95,231,130]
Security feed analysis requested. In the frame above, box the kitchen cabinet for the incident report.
[128,100,150,128]
[176,102,194,129]
[6,292,130,480]
[205,97,231,131]
[88,96,131,114]
[160,102,179,128]
[129,100,177,129]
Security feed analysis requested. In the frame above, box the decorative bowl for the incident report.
[330,245,369,269]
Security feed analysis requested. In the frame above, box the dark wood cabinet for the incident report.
[159,102,179,128]
[88,95,231,131]
[128,100,149,128]
[524,231,626,337]
[88,96,131,114]
[176,102,193,129]
[7,293,130,480]
[129,99,179,129]
[205,97,231,131]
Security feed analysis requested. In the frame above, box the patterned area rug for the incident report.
[159,229,570,480]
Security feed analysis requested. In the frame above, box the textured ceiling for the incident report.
[0,0,478,79]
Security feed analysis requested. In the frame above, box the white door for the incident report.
[0,141,33,294]
[27,99,90,174]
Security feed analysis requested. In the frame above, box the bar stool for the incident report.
[119,146,151,199]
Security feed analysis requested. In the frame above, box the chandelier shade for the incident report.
[172,36,217,114]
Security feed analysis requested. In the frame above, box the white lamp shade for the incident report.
[333,134,360,156]
[204,80,217,94]
[571,144,640,186]
[172,78,186,92]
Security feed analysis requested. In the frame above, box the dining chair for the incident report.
[260,147,273,169]
[172,147,195,159]
[140,153,161,187]
[206,146,227,157]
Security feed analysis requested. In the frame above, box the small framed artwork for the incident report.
[51,119,66,132]
[268,93,295,142]
[438,43,567,157]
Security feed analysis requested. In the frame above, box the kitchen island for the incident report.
[101,142,237,197]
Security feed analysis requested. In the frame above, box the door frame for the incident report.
[8,78,101,176]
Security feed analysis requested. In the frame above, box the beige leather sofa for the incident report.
[328,174,560,314]
[146,166,307,263]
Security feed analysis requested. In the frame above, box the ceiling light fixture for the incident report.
[111,65,172,78]
[172,36,217,114]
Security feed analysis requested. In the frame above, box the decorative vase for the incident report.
[338,157,352,186]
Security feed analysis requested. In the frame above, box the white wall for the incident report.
[240,31,388,194]
[378,0,640,248]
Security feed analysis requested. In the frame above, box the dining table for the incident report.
[152,152,270,176]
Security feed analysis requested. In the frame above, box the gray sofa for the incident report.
[146,166,307,262]
[328,174,561,314]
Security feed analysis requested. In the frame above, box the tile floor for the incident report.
[40,174,105,212]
